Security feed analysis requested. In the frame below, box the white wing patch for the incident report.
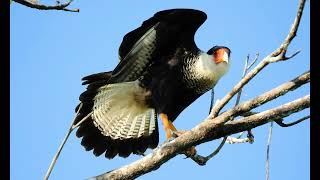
[92,81,157,140]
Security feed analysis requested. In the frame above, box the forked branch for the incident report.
[209,0,306,118]
[91,95,309,180]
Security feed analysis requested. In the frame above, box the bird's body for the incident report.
[74,9,231,159]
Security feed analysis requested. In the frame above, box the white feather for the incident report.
[92,80,157,140]
[194,52,230,83]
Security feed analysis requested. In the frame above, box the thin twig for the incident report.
[236,131,245,138]
[71,112,93,130]
[13,0,79,12]
[240,111,309,128]
[266,122,273,180]
[209,88,215,114]
[44,103,83,180]
[235,53,259,106]
[275,115,309,127]
[231,54,258,142]
[247,53,259,70]
[186,137,227,166]
[218,55,258,146]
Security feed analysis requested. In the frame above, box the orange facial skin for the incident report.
[214,48,228,64]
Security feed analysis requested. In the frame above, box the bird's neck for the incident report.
[184,52,229,93]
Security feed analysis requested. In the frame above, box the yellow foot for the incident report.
[159,113,197,156]
[160,113,177,140]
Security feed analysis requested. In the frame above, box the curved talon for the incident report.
[185,146,197,157]
[164,137,176,143]
[159,113,197,157]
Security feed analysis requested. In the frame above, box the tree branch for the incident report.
[242,111,309,128]
[213,71,309,126]
[271,0,305,58]
[210,0,305,118]
[45,103,83,180]
[266,122,273,180]
[13,0,79,12]
[90,95,309,180]
[170,70,309,165]
[275,115,310,127]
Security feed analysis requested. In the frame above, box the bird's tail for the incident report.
[75,75,159,159]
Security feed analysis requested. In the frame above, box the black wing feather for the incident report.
[119,9,207,60]
[109,9,207,83]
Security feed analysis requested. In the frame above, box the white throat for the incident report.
[194,52,230,84]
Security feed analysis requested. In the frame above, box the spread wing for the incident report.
[108,9,207,83]
[74,9,207,158]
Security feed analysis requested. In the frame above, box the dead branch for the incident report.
[275,115,310,127]
[91,95,309,180]
[13,0,79,12]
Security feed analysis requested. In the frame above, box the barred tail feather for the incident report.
[75,79,159,159]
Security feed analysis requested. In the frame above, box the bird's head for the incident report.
[207,46,231,65]
[193,45,231,86]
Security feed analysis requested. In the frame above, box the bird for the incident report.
[74,9,231,159]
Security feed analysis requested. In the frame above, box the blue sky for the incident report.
[10,0,310,180]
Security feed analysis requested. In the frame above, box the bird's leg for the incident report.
[160,113,176,139]
[160,113,196,156]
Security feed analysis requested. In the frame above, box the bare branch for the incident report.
[184,137,227,166]
[247,53,259,70]
[72,112,93,130]
[90,95,309,180]
[240,111,309,128]
[13,0,79,12]
[275,115,309,127]
[235,53,259,106]
[271,0,306,58]
[213,71,309,126]
[45,103,83,180]
[210,0,306,118]
[186,68,309,165]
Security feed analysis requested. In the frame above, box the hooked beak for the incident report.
[214,51,229,64]
[222,51,229,64]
